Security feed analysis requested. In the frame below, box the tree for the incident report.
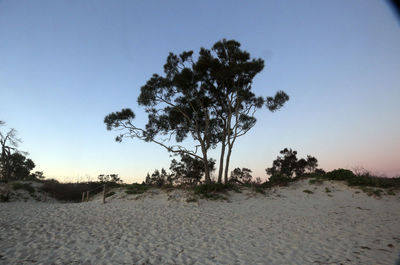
[8,152,35,180]
[98,174,122,184]
[229,167,253,184]
[203,40,289,183]
[1,121,23,181]
[144,169,168,187]
[104,39,289,184]
[266,148,318,179]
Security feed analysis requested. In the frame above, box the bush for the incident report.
[267,174,292,186]
[325,169,355,181]
[193,183,232,200]
[125,183,150,195]
[12,182,35,194]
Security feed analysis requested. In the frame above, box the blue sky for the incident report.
[1,0,399,182]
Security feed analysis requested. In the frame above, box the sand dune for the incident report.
[0,180,399,264]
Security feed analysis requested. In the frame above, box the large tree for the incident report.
[104,39,289,184]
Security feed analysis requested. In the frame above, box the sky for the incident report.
[0,0,399,183]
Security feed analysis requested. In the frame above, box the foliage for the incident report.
[170,154,215,185]
[267,173,293,186]
[125,183,151,195]
[266,148,319,179]
[229,167,253,184]
[98,174,122,185]
[324,169,355,181]
[144,169,169,187]
[193,182,232,200]
[7,153,36,180]
[11,182,35,193]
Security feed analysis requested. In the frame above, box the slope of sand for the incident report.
[0,180,399,264]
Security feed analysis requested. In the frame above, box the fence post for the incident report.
[86,191,90,202]
[82,192,85,202]
[102,184,106,204]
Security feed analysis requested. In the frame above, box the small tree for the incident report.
[229,167,253,184]
[8,153,35,180]
[98,174,122,184]
[266,148,318,179]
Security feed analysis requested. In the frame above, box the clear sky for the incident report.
[1,0,399,183]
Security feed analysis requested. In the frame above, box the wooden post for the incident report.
[82,192,85,202]
[86,191,90,202]
[102,184,106,204]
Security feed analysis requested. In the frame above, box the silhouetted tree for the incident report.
[0,122,36,181]
[98,174,122,184]
[229,167,253,184]
[8,153,35,180]
[266,148,318,179]
[145,169,169,187]
[104,39,289,184]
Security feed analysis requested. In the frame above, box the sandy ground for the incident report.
[0,180,399,265]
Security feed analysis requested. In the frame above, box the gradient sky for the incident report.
[1,0,399,183]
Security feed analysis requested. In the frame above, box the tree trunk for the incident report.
[224,145,233,184]
[200,144,211,184]
[217,137,226,184]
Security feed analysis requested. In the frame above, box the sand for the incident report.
[0,180,399,264]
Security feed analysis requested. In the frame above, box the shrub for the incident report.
[267,174,292,186]
[12,182,35,194]
[193,183,231,200]
[125,183,150,195]
[325,169,355,181]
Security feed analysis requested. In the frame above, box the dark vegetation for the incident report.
[104,39,289,184]
[1,121,44,183]
[125,183,150,195]
[12,182,35,194]
[40,179,105,202]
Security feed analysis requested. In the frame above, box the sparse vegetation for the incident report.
[325,187,331,193]
[303,189,313,194]
[125,183,150,195]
